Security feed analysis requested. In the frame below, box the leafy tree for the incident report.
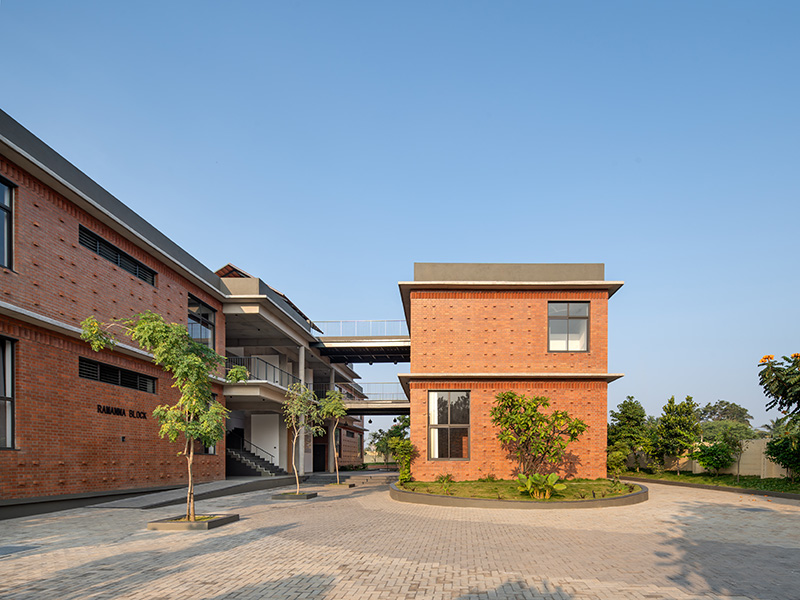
[606,443,628,484]
[764,430,800,482]
[758,353,800,414]
[490,392,587,475]
[368,416,410,466]
[697,400,752,425]
[284,383,325,494]
[762,417,790,436]
[655,396,701,475]
[319,390,347,484]
[390,438,418,485]
[691,442,735,476]
[81,312,247,521]
[608,396,648,467]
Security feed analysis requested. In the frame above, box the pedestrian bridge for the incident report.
[313,382,410,415]
[313,320,410,364]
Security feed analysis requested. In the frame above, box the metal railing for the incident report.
[227,429,276,463]
[226,356,300,389]
[315,320,409,337]
[312,382,406,402]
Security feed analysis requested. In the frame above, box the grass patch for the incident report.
[400,478,639,501]
[622,471,800,493]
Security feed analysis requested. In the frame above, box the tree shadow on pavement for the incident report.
[655,499,799,599]
[454,578,575,600]
[0,523,299,600]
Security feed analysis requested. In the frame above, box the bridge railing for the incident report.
[312,382,406,402]
[315,320,409,337]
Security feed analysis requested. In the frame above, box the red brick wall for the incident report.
[408,288,610,481]
[0,156,225,352]
[0,318,226,500]
[0,154,228,500]
[409,380,608,481]
[410,290,608,374]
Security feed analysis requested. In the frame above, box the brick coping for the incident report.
[389,482,648,510]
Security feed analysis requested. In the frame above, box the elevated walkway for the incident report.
[313,320,410,364]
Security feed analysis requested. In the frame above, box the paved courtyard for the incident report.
[1,481,798,600]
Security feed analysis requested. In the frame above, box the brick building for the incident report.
[399,263,623,481]
[0,110,363,506]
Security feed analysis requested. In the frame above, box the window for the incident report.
[78,226,157,285]
[0,337,14,449]
[188,295,216,349]
[428,390,470,460]
[345,430,355,438]
[79,357,156,393]
[548,302,589,352]
[357,433,363,458]
[1,177,13,269]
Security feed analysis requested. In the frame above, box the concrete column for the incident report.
[297,345,306,474]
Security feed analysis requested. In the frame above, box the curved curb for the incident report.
[389,482,648,510]
[621,476,800,501]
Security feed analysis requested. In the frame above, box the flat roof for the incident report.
[414,262,605,282]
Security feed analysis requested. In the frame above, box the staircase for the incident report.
[226,447,288,477]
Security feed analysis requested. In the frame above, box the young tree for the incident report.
[758,354,800,414]
[490,392,587,475]
[81,312,247,521]
[319,390,347,484]
[284,383,325,494]
[697,400,753,425]
[369,429,392,465]
[765,431,800,482]
[608,396,648,455]
[691,442,735,476]
[655,396,700,475]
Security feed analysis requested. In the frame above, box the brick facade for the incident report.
[406,285,616,481]
[0,155,227,501]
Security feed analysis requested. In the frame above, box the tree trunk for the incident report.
[186,438,195,521]
[333,418,340,485]
[291,428,300,494]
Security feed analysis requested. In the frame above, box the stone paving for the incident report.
[1,481,799,599]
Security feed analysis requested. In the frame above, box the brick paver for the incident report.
[1,482,798,599]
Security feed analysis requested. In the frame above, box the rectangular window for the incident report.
[548,302,589,352]
[428,390,470,460]
[78,226,157,285]
[357,433,363,458]
[346,430,355,438]
[79,357,156,393]
[1,177,14,269]
[0,337,14,449]
[188,295,216,349]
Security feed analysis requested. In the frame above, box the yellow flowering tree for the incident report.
[758,353,800,415]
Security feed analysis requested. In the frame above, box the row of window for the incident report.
[1,177,217,350]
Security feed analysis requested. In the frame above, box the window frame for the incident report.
[0,336,15,450]
[78,356,157,394]
[188,294,216,350]
[547,301,590,353]
[427,389,471,461]
[0,175,14,270]
[78,225,157,286]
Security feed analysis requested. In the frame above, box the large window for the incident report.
[548,302,589,352]
[1,337,14,449]
[78,357,156,393]
[428,390,470,460]
[188,295,216,349]
[78,226,157,285]
[1,177,13,269]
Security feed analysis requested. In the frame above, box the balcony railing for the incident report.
[315,320,408,337]
[226,356,300,389]
[312,382,405,402]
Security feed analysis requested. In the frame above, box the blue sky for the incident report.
[3,2,799,433]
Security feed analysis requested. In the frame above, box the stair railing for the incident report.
[227,430,276,464]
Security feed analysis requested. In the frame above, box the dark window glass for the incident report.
[78,226,156,286]
[1,179,13,269]
[0,338,14,448]
[78,357,156,393]
[188,295,216,349]
[548,301,589,352]
[428,390,470,460]
[346,430,355,438]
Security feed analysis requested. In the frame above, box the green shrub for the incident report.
[692,442,735,476]
[765,434,800,482]
[517,473,566,499]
